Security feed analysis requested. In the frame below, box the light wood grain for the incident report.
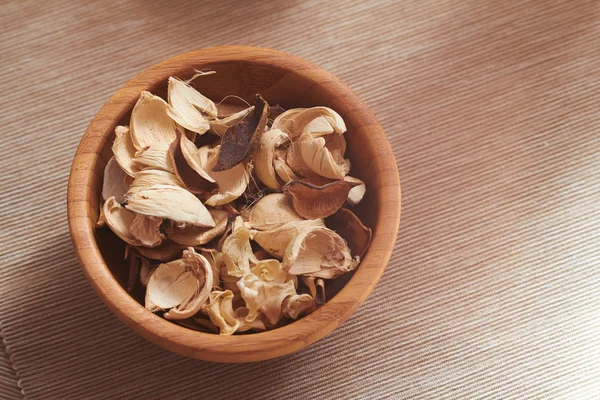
[66,46,401,363]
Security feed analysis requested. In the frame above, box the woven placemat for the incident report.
[2,0,600,398]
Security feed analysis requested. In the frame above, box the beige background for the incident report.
[2,0,600,398]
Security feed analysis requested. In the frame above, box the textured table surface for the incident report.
[2,0,600,399]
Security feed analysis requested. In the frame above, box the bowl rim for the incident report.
[67,46,401,363]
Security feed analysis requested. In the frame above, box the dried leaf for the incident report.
[103,196,142,246]
[283,179,360,219]
[299,132,350,179]
[272,107,346,140]
[112,126,138,177]
[254,129,290,189]
[168,134,216,194]
[125,184,215,227]
[284,226,358,279]
[248,193,303,231]
[344,176,366,205]
[130,214,164,247]
[251,219,325,259]
[209,107,254,137]
[128,169,182,194]
[130,91,178,151]
[326,208,372,258]
[166,209,228,246]
[135,240,184,262]
[212,95,269,171]
[102,156,132,202]
[166,77,212,134]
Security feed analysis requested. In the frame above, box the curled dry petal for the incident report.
[213,95,269,171]
[272,107,346,140]
[168,77,217,119]
[112,126,138,177]
[254,129,289,189]
[248,193,303,231]
[203,290,240,335]
[300,132,350,179]
[179,135,216,184]
[284,226,357,279]
[133,146,173,173]
[326,208,372,258]
[168,134,216,194]
[130,91,178,151]
[128,169,182,194]
[130,214,164,247]
[344,176,366,205]
[250,259,288,283]
[166,77,212,134]
[209,107,254,137]
[145,248,213,320]
[282,294,313,319]
[103,196,142,246]
[273,151,299,184]
[251,219,325,259]
[201,146,249,206]
[237,273,296,324]
[102,156,132,202]
[221,217,258,277]
[125,184,215,227]
[286,141,318,178]
[235,307,267,332]
[283,179,360,219]
[135,240,184,262]
[166,209,228,246]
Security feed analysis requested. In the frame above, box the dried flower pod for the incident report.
[284,226,358,279]
[125,184,215,227]
[299,132,350,179]
[221,217,258,277]
[326,208,372,258]
[133,146,173,172]
[103,196,143,246]
[128,170,182,194]
[135,240,185,262]
[166,77,213,134]
[200,145,250,206]
[112,126,138,177]
[168,134,216,194]
[282,294,313,319]
[283,179,360,219]
[130,91,178,151]
[203,290,240,335]
[209,107,254,137]
[272,107,346,139]
[130,214,164,247]
[166,209,228,246]
[248,193,303,231]
[102,157,132,202]
[251,219,325,259]
[344,176,366,205]
[145,248,213,320]
[213,95,269,171]
[254,129,290,189]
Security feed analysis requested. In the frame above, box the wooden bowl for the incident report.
[67,46,401,363]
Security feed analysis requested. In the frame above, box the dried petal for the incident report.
[103,196,142,246]
[285,141,318,178]
[283,179,360,219]
[102,156,132,202]
[254,129,289,189]
[168,77,217,119]
[209,107,254,137]
[251,219,325,259]
[179,135,216,183]
[130,91,178,151]
[237,273,296,324]
[344,176,366,205]
[133,146,173,172]
[125,184,215,227]
[326,208,372,258]
[221,217,258,277]
[128,169,182,194]
[284,226,357,279]
[273,152,299,184]
[112,126,138,177]
[248,193,303,231]
[250,259,287,283]
[166,77,212,134]
[300,132,350,179]
[282,294,313,319]
[168,134,216,194]
[135,240,184,262]
[167,209,228,246]
[203,290,240,335]
[213,95,269,171]
[130,214,164,247]
[234,307,267,332]
[272,107,346,140]
[201,146,249,206]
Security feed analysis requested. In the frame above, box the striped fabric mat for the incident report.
[2,0,600,398]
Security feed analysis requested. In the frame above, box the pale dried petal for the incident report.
[272,107,346,139]
[345,176,366,205]
[284,226,357,279]
[236,274,295,324]
[168,77,217,119]
[169,134,216,194]
[282,294,313,319]
[249,193,303,231]
[203,290,240,335]
[129,214,164,247]
[251,219,325,259]
[273,152,299,184]
[234,307,266,332]
[167,209,228,246]
[166,77,211,134]
[130,91,178,151]
[102,156,132,202]
[125,184,215,227]
[209,107,254,136]
[202,146,249,206]
[112,126,138,177]
[250,259,287,283]
[133,146,173,172]
[286,141,318,178]
[221,217,258,277]
[103,196,142,246]
[300,133,350,179]
[254,129,289,189]
[128,169,182,194]
[179,135,216,183]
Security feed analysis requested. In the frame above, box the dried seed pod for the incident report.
[272,107,346,139]
[213,95,269,171]
[286,141,318,178]
[130,214,164,248]
[102,156,132,202]
[112,126,138,177]
[166,209,228,246]
[128,169,182,194]
[201,145,250,206]
[209,107,254,137]
[282,294,313,319]
[125,184,215,227]
[103,196,143,246]
[251,219,325,259]
[221,217,258,277]
[130,91,178,151]
[168,134,216,194]
[166,77,212,134]
[284,226,358,279]
[203,290,240,335]
[326,208,372,258]
[133,146,173,172]
[299,132,350,179]
[145,248,213,320]
[344,176,366,205]
[254,129,290,189]
[283,179,360,219]
[248,193,303,231]
[135,240,185,262]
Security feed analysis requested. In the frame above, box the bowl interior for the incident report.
[94,59,381,304]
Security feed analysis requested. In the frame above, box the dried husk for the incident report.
[221,217,258,277]
[168,77,218,119]
[213,95,269,171]
[209,107,254,137]
[130,91,178,151]
[130,214,164,247]
[283,179,358,219]
[284,226,358,279]
[286,141,318,178]
[128,169,182,194]
[112,126,138,177]
[251,219,325,259]
[168,134,216,194]
[166,209,228,246]
[282,294,313,319]
[201,146,250,206]
[133,146,173,172]
[125,184,215,227]
[203,290,240,335]
[103,196,142,246]
[166,77,212,134]
[102,156,132,202]
[326,208,372,258]
[272,107,346,139]
[135,240,184,262]
[145,248,213,320]
[344,176,366,205]
[299,132,350,179]
[254,129,289,189]
[248,193,303,231]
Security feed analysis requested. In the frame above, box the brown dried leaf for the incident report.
[326,208,372,258]
[166,209,228,246]
[283,179,360,219]
[212,95,269,171]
